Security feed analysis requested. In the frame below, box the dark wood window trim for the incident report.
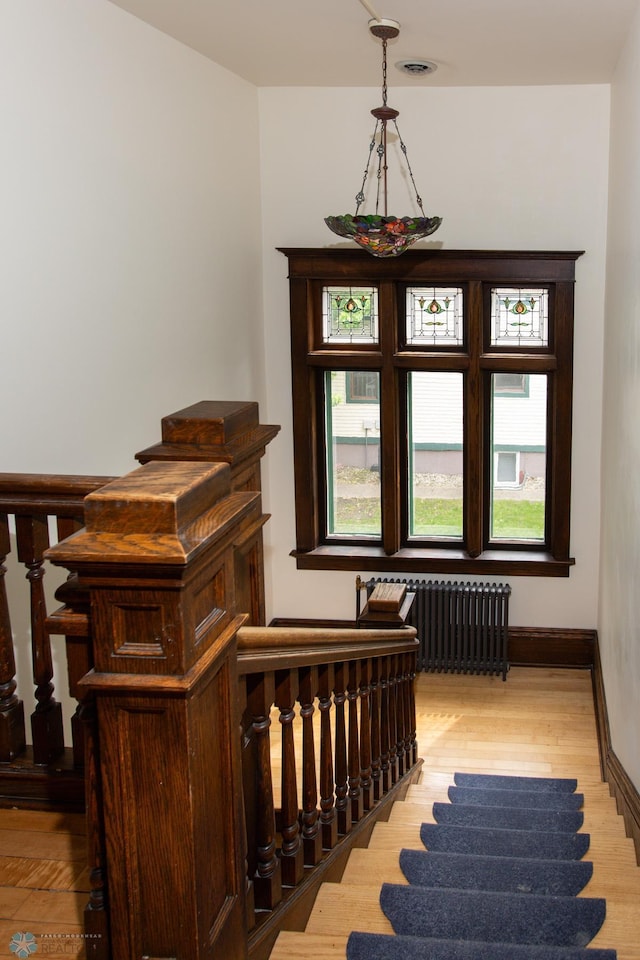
[280,248,583,578]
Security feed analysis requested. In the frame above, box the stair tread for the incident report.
[304,882,390,936]
[269,931,348,960]
[365,820,639,864]
[388,799,630,836]
[339,846,640,899]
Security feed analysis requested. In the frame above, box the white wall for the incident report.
[0,0,265,478]
[0,0,264,741]
[600,3,640,791]
[259,84,610,629]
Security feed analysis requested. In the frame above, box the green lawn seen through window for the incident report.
[334,497,544,540]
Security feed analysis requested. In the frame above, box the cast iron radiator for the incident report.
[360,578,511,681]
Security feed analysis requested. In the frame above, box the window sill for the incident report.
[291,545,574,577]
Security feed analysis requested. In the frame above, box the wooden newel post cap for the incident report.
[134,399,280,478]
[45,460,262,676]
[45,459,259,566]
[358,582,415,628]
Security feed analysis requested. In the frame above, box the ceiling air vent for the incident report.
[395,59,437,76]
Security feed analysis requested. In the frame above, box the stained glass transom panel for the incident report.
[322,287,378,343]
[491,288,549,348]
[406,287,464,347]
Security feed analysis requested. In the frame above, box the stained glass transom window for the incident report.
[491,288,549,348]
[406,287,464,346]
[322,286,378,343]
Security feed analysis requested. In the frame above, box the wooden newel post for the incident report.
[46,460,261,960]
[136,400,280,626]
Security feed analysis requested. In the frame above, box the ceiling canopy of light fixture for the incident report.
[324,13,442,258]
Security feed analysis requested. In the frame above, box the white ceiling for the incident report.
[107,0,639,87]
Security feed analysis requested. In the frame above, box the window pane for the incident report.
[406,287,464,346]
[491,373,546,541]
[322,286,378,343]
[408,372,463,539]
[494,373,529,395]
[325,370,381,538]
[346,371,379,402]
[491,288,549,347]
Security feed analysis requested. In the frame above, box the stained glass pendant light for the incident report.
[325,18,442,257]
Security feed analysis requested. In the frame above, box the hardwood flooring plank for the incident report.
[0,810,85,835]
[0,829,86,862]
[12,889,88,924]
[0,856,91,892]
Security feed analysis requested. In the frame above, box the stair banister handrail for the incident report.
[237,625,418,674]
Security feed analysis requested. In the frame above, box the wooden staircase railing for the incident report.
[237,625,420,960]
[0,401,279,813]
[0,473,113,807]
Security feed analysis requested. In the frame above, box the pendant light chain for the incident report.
[381,36,389,107]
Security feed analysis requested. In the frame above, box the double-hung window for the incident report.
[281,248,582,576]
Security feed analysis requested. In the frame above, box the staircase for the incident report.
[269,670,640,960]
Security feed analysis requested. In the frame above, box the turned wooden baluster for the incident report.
[298,664,322,866]
[406,650,418,766]
[387,652,400,785]
[0,513,26,761]
[379,655,392,794]
[400,650,414,771]
[317,662,337,850]
[399,650,414,773]
[395,651,408,777]
[359,657,374,812]
[245,672,282,910]
[50,572,91,769]
[333,660,351,835]
[16,513,64,763]
[369,655,383,802]
[347,659,363,822]
[275,669,304,886]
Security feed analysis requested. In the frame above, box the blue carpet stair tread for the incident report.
[347,932,618,960]
[454,772,579,793]
[448,786,585,810]
[399,849,593,895]
[379,883,606,947]
[420,822,591,859]
[433,801,584,833]
[345,772,616,960]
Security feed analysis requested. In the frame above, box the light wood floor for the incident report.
[271,666,640,960]
[1,667,638,960]
[0,808,89,959]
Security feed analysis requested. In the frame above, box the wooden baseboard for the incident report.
[272,619,599,669]
[592,639,640,865]
[0,747,85,812]
[507,626,597,667]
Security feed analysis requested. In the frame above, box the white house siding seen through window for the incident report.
[409,372,464,540]
[491,373,546,541]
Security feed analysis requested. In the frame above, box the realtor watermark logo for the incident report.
[9,932,102,956]
[9,933,37,957]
